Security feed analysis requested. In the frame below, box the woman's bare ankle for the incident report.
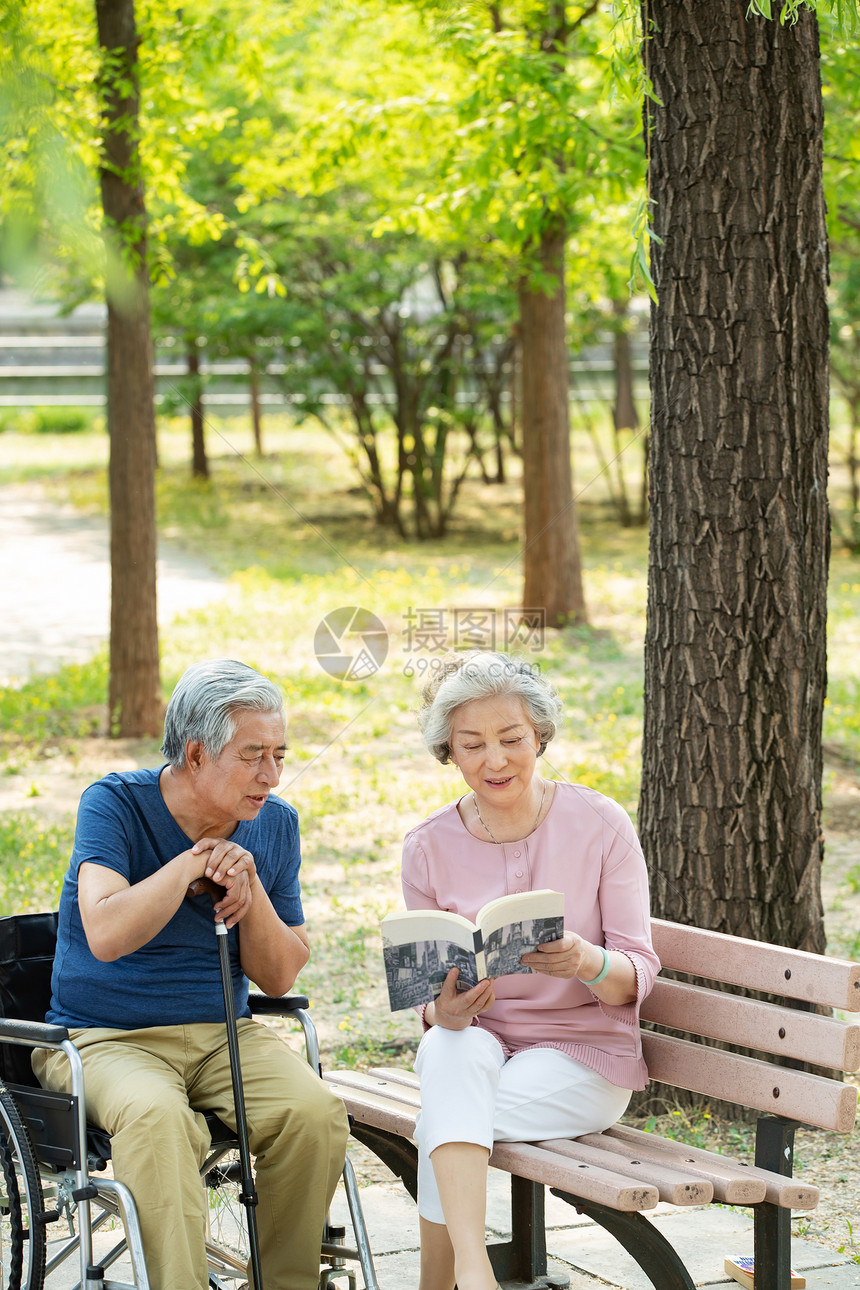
[451,1254,497,1290]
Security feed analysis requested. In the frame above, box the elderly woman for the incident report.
[403,652,660,1290]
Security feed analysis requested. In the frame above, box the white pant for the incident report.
[413,1025,632,1222]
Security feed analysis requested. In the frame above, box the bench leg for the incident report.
[346,1127,568,1289]
[348,1122,419,1202]
[753,1116,796,1290]
[488,1178,569,1290]
[551,1192,696,1290]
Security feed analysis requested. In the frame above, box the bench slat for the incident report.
[487,1141,659,1212]
[362,1068,772,1205]
[327,1067,821,1213]
[603,1126,819,1209]
[324,1078,419,1141]
[329,1069,421,1108]
[367,1067,422,1094]
[534,1137,712,1205]
[576,1132,766,1205]
[652,919,860,1012]
[326,1072,659,1211]
[642,1033,858,1133]
[641,978,860,1072]
[362,1064,829,1203]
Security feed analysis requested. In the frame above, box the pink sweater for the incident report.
[401,782,661,1090]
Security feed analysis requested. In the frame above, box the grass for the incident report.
[0,655,108,755]
[1,412,859,1062]
[0,812,73,911]
[631,1099,756,1158]
[824,557,860,772]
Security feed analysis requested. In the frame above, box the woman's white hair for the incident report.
[162,659,285,768]
[418,651,562,764]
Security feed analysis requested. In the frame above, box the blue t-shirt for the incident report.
[47,767,304,1030]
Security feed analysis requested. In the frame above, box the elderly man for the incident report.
[33,659,349,1290]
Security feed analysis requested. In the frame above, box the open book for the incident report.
[381,889,564,1012]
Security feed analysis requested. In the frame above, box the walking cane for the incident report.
[216,920,264,1290]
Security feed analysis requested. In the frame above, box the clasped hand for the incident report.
[185,838,256,929]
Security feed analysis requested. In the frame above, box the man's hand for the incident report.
[79,846,211,962]
[189,838,257,929]
[427,968,495,1031]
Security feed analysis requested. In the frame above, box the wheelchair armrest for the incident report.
[0,1017,70,1044]
[249,993,310,1016]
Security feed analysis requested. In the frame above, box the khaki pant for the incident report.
[33,1019,349,1290]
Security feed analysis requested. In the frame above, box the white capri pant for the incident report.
[414,1025,632,1223]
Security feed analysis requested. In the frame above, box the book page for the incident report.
[477,890,564,979]
[381,911,480,1010]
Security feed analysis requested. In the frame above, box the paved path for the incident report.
[43,1166,858,1288]
[0,485,228,685]
[349,1175,860,1289]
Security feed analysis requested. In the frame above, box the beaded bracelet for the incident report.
[580,946,611,987]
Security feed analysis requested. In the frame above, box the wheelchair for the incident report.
[0,912,379,1290]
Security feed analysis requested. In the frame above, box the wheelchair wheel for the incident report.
[0,1088,47,1290]
[204,1148,250,1288]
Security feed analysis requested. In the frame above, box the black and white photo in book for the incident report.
[381,889,564,1012]
[484,914,562,978]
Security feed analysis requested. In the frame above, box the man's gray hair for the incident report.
[418,651,562,764]
[162,659,285,767]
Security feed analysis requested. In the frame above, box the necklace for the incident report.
[473,780,546,845]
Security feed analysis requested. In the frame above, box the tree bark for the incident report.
[187,342,209,479]
[96,0,162,737]
[639,1,830,952]
[612,299,639,436]
[249,354,264,457]
[611,298,639,528]
[519,225,587,627]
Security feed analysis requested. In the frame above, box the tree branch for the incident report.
[569,0,602,36]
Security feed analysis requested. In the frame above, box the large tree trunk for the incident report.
[96,0,162,737]
[639,2,830,952]
[519,226,587,628]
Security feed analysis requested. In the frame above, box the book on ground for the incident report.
[381,889,564,1012]
[724,1256,805,1289]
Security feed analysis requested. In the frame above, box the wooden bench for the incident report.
[325,918,860,1290]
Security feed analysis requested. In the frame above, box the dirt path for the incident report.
[0,482,228,685]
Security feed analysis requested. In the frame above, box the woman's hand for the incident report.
[427,968,496,1031]
[522,931,603,980]
[523,932,638,1005]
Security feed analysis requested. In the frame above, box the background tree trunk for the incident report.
[612,299,639,437]
[611,298,639,528]
[187,342,209,479]
[639,1,830,952]
[519,226,587,627]
[96,0,162,737]
[249,355,264,457]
